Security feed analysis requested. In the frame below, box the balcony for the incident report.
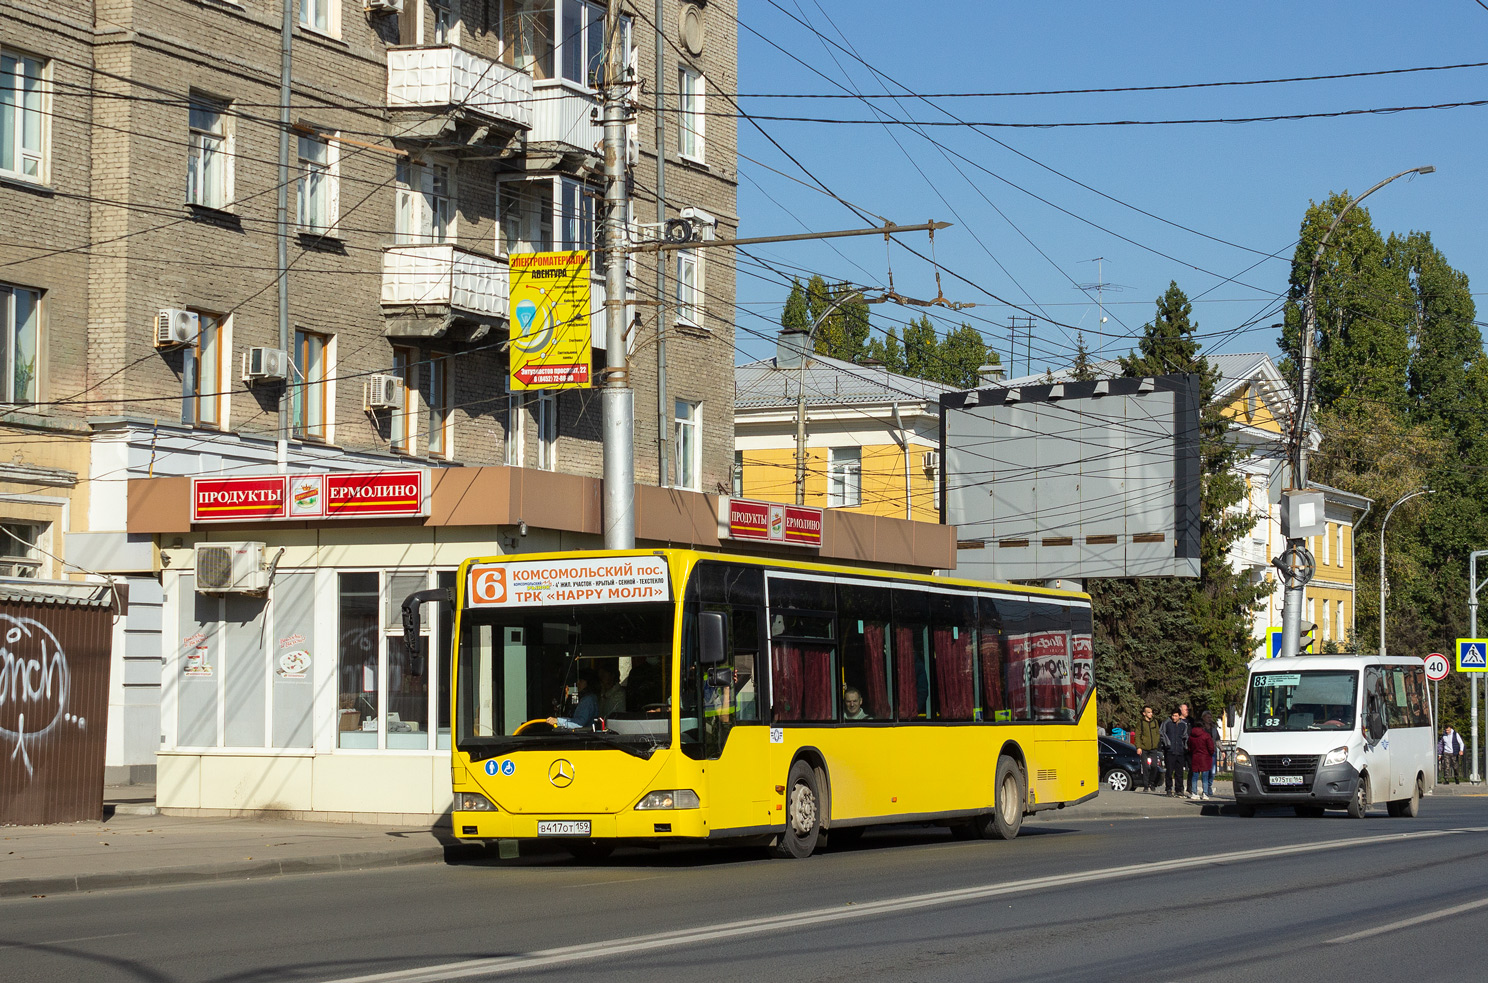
[387,46,533,145]
[382,244,508,337]
[529,79,602,157]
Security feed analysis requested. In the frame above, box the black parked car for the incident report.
[1098,736,1162,791]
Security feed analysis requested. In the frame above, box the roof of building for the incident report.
[1002,351,1277,393]
[735,351,959,410]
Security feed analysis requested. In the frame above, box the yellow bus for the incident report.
[403,549,1098,859]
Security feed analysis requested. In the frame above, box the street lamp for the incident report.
[1278,165,1436,659]
[1379,488,1432,657]
[794,290,864,505]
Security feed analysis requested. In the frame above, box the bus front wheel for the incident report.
[988,755,1026,841]
[775,760,822,859]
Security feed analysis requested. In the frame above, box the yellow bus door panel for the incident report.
[703,726,774,833]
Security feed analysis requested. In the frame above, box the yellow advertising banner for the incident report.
[507,250,592,390]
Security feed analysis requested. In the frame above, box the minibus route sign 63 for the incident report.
[467,557,671,608]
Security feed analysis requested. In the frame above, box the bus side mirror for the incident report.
[699,610,726,665]
[401,587,453,675]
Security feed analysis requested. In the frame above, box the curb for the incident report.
[0,844,477,899]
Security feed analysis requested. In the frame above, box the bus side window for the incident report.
[891,589,931,721]
[1404,666,1430,727]
[929,592,976,722]
[839,583,892,722]
[996,597,1034,721]
[977,595,1008,722]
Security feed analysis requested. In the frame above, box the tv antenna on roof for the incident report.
[1077,257,1126,328]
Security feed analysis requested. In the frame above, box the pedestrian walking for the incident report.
[1160,709,1189,797]
[1134,706,1162,791]
[1188,717,1216,800]
[1440,725,1466,784]
[1178,702,1193,795]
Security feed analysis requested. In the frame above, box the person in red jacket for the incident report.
[1187,714,1217,800]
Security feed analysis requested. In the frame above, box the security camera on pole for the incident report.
[1279,166,1434,660]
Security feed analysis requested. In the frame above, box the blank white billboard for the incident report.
[941,374,1200,581]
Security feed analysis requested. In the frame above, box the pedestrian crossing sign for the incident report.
[1265,627,1314,658]
[1455,638,1488,672]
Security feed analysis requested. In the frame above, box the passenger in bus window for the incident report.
[843,688,869,720]
[597,663,626,716]
[548,670,599,730]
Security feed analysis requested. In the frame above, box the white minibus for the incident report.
[1232,654,1434,818]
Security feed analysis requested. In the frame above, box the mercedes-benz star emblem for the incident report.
[549,759,574,788]
[1281,757,1291,767]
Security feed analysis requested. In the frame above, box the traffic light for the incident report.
[1298,621,1317,654]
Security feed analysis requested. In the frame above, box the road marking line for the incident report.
[0,932,134,951]
[320,826,1488,983]
[1326,895,1488,944]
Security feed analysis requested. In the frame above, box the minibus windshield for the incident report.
[1244,669,1358,732]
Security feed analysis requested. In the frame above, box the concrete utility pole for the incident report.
[1470,551,1488,782]
[275,0,293,472]
[601,0,635,549]
[653,0,670,489]
[1379,489,1431,657]
[1280,165,1434,659]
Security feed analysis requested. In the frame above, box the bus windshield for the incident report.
[1245,670,1358,732]
[456,601,674,759]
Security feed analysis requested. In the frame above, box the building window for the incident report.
[537,392,557,471]
[396,160,453,244]
[297,133,338,234]
[187,95,233,210]
[504,380,524,466]
[499,180,554,255]
[560,179,594,251]
[427,353,451,458]
[391,346,416,454]
[337,571,438,750]
[733,450,743,497]
[292,328,330,441]
[1337,599,1346,641]
[0,522,42,578]
[1321,522,1330,566]
[676,248,700,326]
[678,66,704,161]
[300,0,340,37]
[674,399,700,490]
[502,0,556,80]
[560,0,606,85]
[425,0,453,43]
[189,310,227,428]
[1,283,39,405]
[1,50,47,182]
[828,446,862,508]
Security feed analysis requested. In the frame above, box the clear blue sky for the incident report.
[733,1,1486,373]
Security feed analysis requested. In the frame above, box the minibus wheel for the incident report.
[775,760,822,858]
[1347,774,1369,819]
[1388,776,1422,818]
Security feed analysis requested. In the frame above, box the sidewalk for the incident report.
[1,779,1481,899]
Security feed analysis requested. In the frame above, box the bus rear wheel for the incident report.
[775,760,822,859]
[987,755,1026,841]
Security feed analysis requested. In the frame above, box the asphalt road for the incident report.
[5,799,1488,983]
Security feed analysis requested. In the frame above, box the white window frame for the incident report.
[297,131,340,234]
[0,521,43,578]
[676,247,701,327]
[1336,599,1345,641]
[560,0,607,87]
[678,65,704,163]
[537,392,557,471]
[396,159,455,245]
[1,283,41,405]
[674,398,700,491]
[502,0,557,81]
[505,382,525,466]
[1,49,48,183]
[828,446,862,508]
[497,178,554,257]
[187,94,234,210]
[300,0,341,38]
[427,353,452,459]
[1322,521,1331,566]
[189,310,231,429]
[422,0,455,44]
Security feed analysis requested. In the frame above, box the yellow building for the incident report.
[733,330,962,522]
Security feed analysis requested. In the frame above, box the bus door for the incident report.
[1362,665,1392,802]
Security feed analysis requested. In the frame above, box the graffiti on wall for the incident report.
[0,614,85,778]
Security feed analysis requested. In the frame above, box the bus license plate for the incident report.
[538,821,591,836]
[1268,775,1304,786]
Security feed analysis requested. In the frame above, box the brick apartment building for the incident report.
[0,0,748,817]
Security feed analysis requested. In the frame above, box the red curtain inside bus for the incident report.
[894,625,924,719]
[772,642,833,721]
[860,623,891,719]
[933,627,974,720]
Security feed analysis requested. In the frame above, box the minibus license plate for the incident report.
[538,821,591,836]
[1268,775,1304,786]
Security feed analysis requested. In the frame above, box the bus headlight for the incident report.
[1324,746,1349,767]
[635,789,700,810]
[1234,749,1250,767]
[456,791,497,811]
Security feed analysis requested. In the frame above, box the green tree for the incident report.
[902,315,939,381]
[935,324,991,389]
[865,327,907,374]
[780,278,811,335]
[1069,333,1097,382]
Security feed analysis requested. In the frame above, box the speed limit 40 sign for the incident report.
[1425,652,1450,681]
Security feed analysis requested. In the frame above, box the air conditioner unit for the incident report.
[922,450,940,472]
[155,308,199,348]
[241,347,289,383]
[365,0,403,12]
[365,374,405,411]
[195,542,269,593]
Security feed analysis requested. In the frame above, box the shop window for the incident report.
[337,570,449,750]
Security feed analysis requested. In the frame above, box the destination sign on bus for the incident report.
[467,557,671,607]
